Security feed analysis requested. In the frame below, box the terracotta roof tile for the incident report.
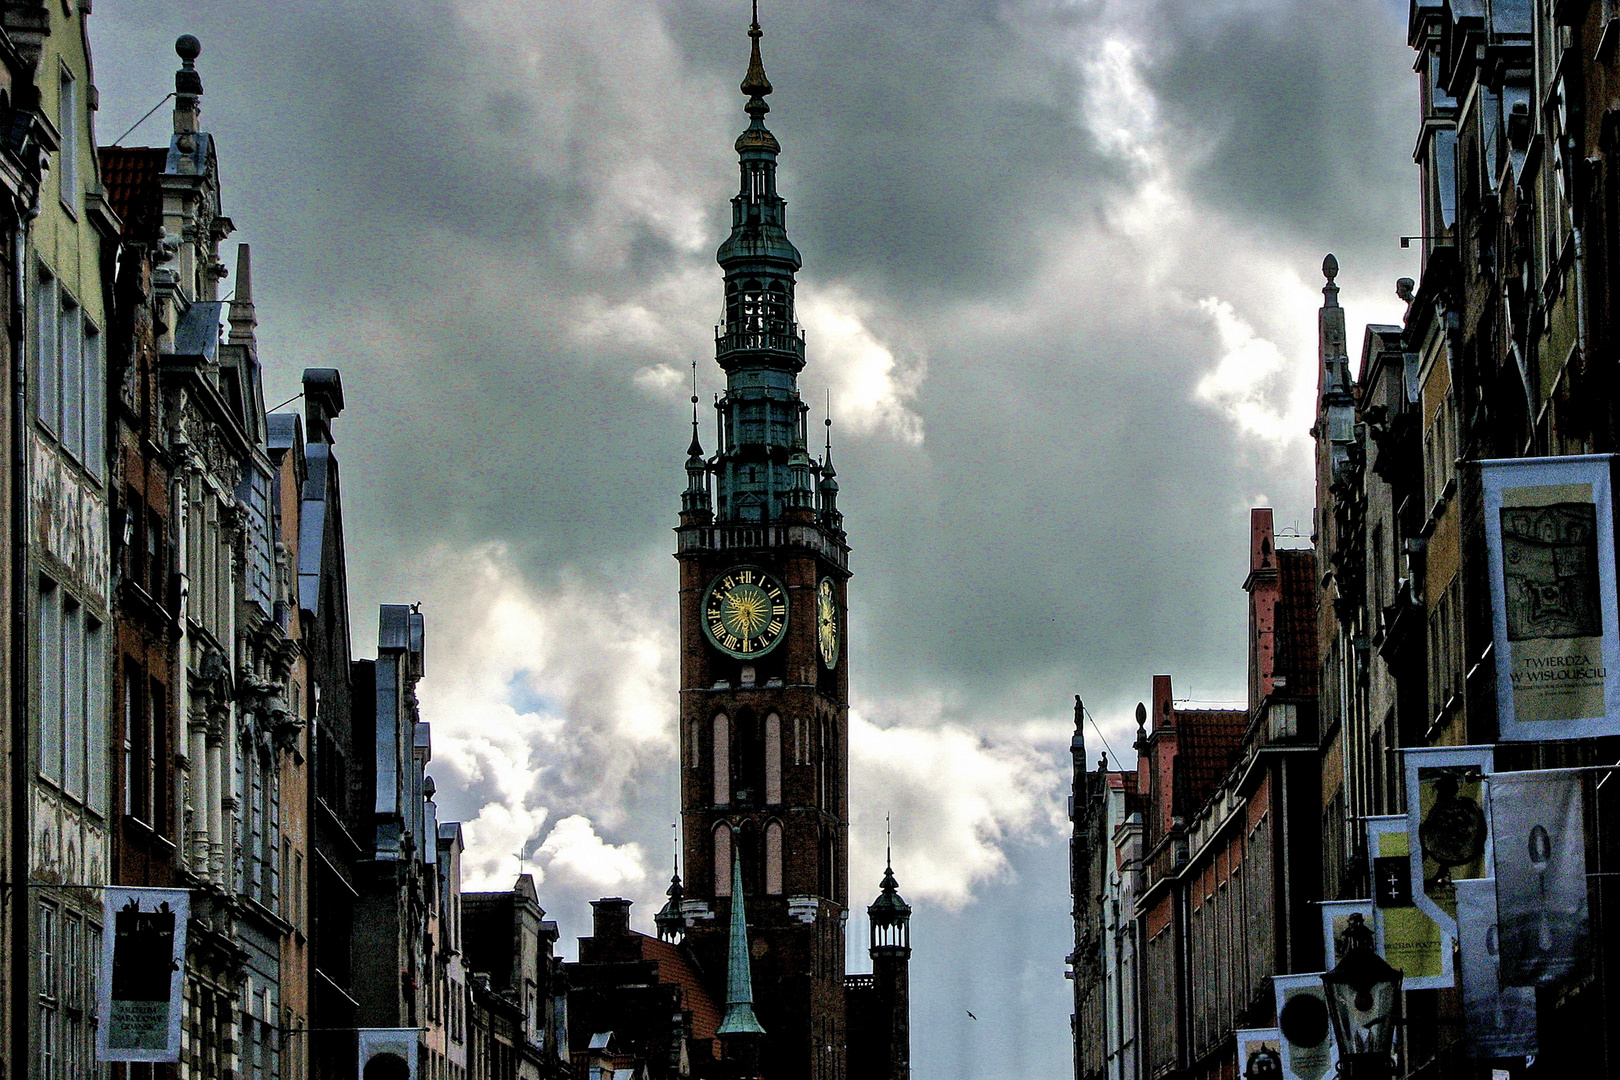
[1172,707,1247,812]
[636,933,722,1044]
[1277,548,1320,696]
[98,146,165,238]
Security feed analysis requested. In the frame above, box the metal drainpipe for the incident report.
[9,188,35,1080]
[1572,225,1590,444]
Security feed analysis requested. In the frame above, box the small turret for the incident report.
[682,394,713,521]
[655,855,687,944]
[866,838,913,1080]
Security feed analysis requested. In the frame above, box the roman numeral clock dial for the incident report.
[818,576,840,668]
[703,566,788,657]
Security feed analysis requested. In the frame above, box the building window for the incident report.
[57,69,76,210]
[36,269,57,435]
[764,714,781,804]
[765,821,783,894]
[714,824,732,897]
[39,579,106,811]
[712,715,730,806]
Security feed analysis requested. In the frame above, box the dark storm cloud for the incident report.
[1138,0,1415,247]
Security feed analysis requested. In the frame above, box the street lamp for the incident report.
[1321,914,1402,1080]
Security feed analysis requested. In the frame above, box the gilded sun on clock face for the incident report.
[817,577,839,668]
[703,566,788,658]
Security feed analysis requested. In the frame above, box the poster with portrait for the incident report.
[1236,1028,1284,1080]
[1365,815,1451,989]
[96,887,189,1062]
[1404,745,1494,935]
[1272,973,1338,1080]
[1454,878,1538,1059]
[1488,769,1590,986]
[1482,455,1620,740]
[1320,899,1376,968]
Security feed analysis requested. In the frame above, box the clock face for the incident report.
[703,566,788,658]
[817,578,839,668]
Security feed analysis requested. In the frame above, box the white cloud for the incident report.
[799,285,927,446]
[411,543,675,896]
[848,704,1065,911]
[537,814,650,895]
[1193,294,1308,444]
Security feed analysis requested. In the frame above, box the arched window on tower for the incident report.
[712,715,730,806]
[764,714,782,804]
[765,282,788,332]
[818,716,830,809]
[714,823,733,897]
[765,821,784,895]
[733,709,764,807]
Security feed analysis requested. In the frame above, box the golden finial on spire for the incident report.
[741,0,772,103]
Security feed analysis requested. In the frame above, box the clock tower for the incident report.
[676,8,851,1080]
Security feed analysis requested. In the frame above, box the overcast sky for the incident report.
[96,1,1417,1074]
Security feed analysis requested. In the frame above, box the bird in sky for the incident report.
[966,1011,978,1021]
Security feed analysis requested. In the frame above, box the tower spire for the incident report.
[742,0,772,113]
[717,855,767,1037]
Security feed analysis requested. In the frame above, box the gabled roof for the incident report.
[635,933,721,1043]
[1276,548,1320,697]
[1172,707,1248,814]
[98,145,165,237]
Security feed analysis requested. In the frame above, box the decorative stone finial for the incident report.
[176,34,201,64]
[1323,253,1338,282]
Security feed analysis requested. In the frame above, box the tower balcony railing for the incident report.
[678,520,848,570]
[715,324,806,362]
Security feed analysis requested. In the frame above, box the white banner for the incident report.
[359,1028,420,1080]
[1454,878,1537,1059]
[1235,1027,1283,1078]
[1488,769,1590,985]
[1481,455,1620,740]
[1365,815,1452,989]
[96,887,189,1062]
[1320,899,1375,969]
[1403,745,1494,936]
[1272,973,1338,1080]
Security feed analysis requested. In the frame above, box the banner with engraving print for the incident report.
[1272,973,1338,1080]
[1482,455,1620,740]
[1365,815,1451,989]
[96,887,189,1062]
[1488,769,1590,985]
[1235,1028,1284,1079]
[1403,745,1494,937]
[1454,878,1538,1059]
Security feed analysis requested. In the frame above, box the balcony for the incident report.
[677,521,848,570]
[715,324,806,365]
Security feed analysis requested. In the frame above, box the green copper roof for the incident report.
[716,855,766,1037]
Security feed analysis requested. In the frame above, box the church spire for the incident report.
[717,855,767,1037]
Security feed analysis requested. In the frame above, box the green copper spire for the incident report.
[717,854,767,1036]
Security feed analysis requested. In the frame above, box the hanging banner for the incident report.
[1481,455,1620,740]
[1272,973,1338,1080]
[1236,1028,1284,1078]
[1321,899,1376,968]
[1454,878,1538,1059]
[1365,815,1451,988]
[1488,769,1590,985]
[96,887,190,1062]
[1404,745,1494,936]
[358,1028,420,1080]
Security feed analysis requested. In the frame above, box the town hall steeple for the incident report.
[673,7,882,1079]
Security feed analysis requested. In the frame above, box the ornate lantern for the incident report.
[1320,914,1402,1078]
